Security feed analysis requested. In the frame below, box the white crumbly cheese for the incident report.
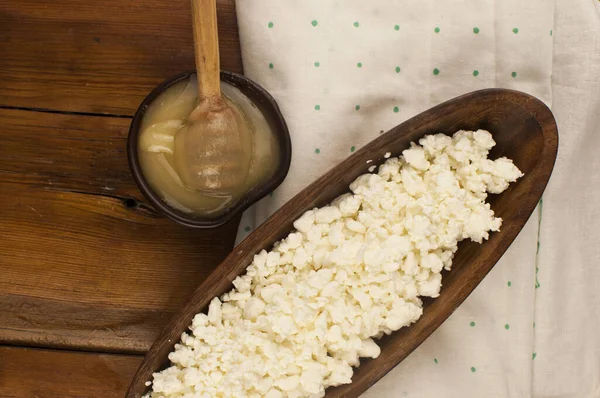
[145,130,523,398]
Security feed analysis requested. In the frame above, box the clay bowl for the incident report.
[127,70,292,228]
[127,88,558,397]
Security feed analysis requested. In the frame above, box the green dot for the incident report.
[268,191,274,197]
[470,321,475,327]
[471,367,477,373]
[433,68,440,75]
[311,20,318,27]
[393,106,399,113]
[315,148,320,154]
[355,105,360,111]
[434,26,440,33]
[434,358,438,364]
[314,104,320,111]
[268,22,274,28]
[354,21,359,27]
[314,61,320,67]
[244,226,251,232]
[473,27,480,34]
[534,322,536,328]
[473,70,479,77]
[350,146,356,152]
[395,66,401,73]
[505,324,510,330]
[507,281,512,287]
[513,28,519,34]
[394,24,400,31]
[357,62,363,68]
[268,63,274,69]
[511,71,517,78]
[550,29,553,36]
[532,353,537,360]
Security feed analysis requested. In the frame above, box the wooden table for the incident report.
[0,1,242,395]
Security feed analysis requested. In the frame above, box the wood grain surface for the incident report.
[0,0,244,372]
[128,89,558,397]
[0,346,142,397]
[0,108,239,353]
[0,0,242,115]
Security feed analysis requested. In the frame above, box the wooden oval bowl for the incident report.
[127,70,292,229]
[127,88,558,397]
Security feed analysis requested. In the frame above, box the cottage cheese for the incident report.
[145,130,522,398]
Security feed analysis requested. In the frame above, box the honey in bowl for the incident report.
[137,75,280,217]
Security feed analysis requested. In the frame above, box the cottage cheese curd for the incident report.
[145,130,523,398]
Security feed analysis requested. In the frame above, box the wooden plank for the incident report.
[0,109,239,352]
[0,294,170,353]
[0,0,242,115]
[0,108,134,195]
[0,346,142,398]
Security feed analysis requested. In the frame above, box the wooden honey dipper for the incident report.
[174,0,252,195]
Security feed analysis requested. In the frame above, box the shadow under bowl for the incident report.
[127,70,292,228]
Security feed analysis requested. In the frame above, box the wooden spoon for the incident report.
[127,89,558,397]
[174,0,252,195]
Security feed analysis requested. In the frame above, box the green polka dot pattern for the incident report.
[243,13,555,391]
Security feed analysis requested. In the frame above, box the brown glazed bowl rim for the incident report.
[127,70,292,228]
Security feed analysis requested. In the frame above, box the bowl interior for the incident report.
[127,71,292,228]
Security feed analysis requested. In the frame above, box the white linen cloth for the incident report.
[234,0,600,396]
